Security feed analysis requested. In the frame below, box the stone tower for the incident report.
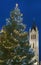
[29,24,39,64]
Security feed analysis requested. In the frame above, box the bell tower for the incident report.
[29,24,39,64]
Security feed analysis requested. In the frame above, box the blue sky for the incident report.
[0,0,41,61]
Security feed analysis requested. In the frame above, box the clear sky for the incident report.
[0,0,41,61]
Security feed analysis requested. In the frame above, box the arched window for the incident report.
[33,43,34,48]
[31,35,36,39]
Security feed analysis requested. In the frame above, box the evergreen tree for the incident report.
[0,4,35,65]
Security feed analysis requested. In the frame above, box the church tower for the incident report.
[29,24,39,64]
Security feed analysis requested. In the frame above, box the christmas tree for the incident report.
[0,4,35,65]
